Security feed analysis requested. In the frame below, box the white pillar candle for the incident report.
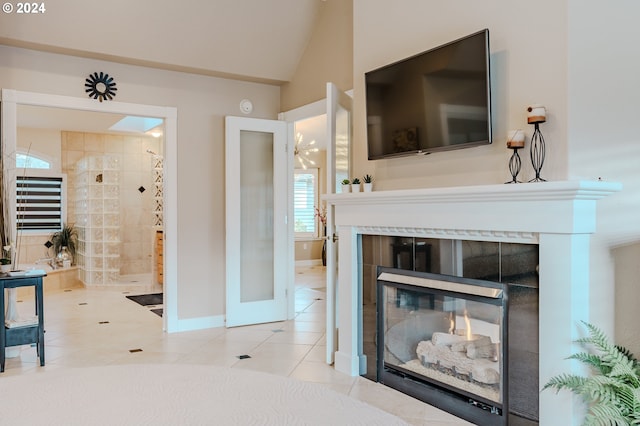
[527,104,546,124]
[507,129,525,148]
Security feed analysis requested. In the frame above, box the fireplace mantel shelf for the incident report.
[323,180,622,238]
[324,180,622,206]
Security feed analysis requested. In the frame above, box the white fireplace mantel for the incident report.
[324,180,622,425]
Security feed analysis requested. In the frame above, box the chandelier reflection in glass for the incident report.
[294,132,319,169]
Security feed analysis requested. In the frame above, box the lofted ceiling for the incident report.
[6,1,328,141]
[0,0,323,84]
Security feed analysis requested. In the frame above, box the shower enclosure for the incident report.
[75,155,121,285]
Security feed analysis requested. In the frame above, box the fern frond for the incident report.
[615,385,639,416]
[579,376,628,404]
[584,402,629,426]
[609,356,640,388]
[616,345,639,364]
[629,406,640,425]
[570,352,608,373]
[542,373,588,393]
[579,321,614,353]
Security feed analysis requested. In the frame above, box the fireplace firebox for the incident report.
[377,268,509,426]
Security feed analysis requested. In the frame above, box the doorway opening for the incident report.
[1,89,178,331]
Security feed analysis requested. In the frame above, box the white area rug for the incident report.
[0,364,408,425]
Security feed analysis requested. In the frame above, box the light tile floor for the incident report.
[3,266,470,425]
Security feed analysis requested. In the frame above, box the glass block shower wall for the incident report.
[75,155,120,285]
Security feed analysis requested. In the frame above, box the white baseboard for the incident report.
[174,314,225,332]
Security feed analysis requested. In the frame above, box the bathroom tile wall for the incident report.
[61,131,163,276]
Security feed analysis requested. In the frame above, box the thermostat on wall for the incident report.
[239,99,253,114]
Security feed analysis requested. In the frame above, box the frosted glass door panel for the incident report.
[239,130,274,303]
[334,104,351,193]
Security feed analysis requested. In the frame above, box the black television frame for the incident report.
[365,29,492,160]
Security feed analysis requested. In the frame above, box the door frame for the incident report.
[279,87,352,363]
[278,99,325,320]
[0,89,179,332]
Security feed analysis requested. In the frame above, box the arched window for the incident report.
[16,152,51,169]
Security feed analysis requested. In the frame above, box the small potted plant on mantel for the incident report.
[341,178,351,193]
[363,174,373,192]
[351,177,361,192]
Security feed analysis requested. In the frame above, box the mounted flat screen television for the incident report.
[365,29,492,160]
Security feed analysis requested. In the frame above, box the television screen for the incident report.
[365,29,492,160]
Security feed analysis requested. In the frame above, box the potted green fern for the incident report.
[543,321,640,425]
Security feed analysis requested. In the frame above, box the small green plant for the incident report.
[351,177,361,185]
[363,174,373,183]
[1,244,12,265]
[341,179,350,185]
[543,321,640,425]
[51,223,78,264]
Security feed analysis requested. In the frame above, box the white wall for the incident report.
[353,0,639,351]
[566,0,640,351]
[0,45,281,323]
[353,0,569,189]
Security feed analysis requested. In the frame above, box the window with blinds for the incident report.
[293,169,318,238]
[17,176,64,232]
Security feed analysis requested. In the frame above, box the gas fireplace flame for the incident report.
[448,312,455,334]
[463,309,472,340]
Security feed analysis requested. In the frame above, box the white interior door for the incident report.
[325,83,352,363]
[225,116,290,327]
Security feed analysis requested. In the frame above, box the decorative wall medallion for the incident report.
[85,72,117,102]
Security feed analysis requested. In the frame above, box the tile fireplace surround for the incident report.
[324,180,621,425]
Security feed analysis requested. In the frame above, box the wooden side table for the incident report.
[0,273,46,372]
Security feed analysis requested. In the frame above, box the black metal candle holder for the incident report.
[529,122,546,182]
[505,147,522,184]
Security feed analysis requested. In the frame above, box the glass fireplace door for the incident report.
[377,268,507,421]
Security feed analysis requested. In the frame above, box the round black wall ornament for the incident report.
[85,72,117,102]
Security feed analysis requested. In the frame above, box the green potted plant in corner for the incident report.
[351,177,361,192]
[543,321,640,425]
[341,178,351,193]
[51,223,78,267]
[0,245,11,273]
[363,174,373,192]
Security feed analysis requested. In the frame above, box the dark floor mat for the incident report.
[126,293,163,306]
[150,308,163,317]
